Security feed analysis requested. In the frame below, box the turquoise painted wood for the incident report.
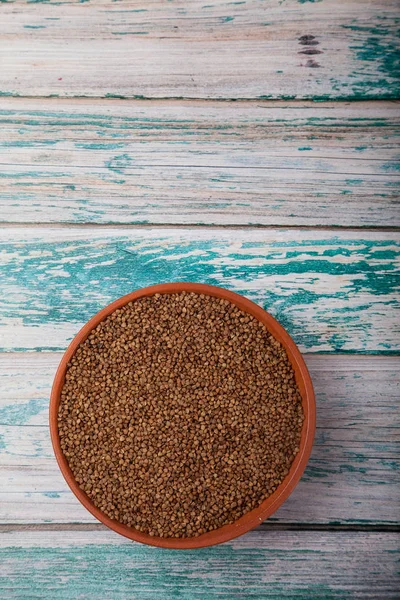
[0,228,399,353]
[0,354,398,525]
[0,529,399,599]
[1,0,399,595]
[0,0,399,100]
[0,99,399,227]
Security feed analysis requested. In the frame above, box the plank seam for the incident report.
[0,523,399,533]
[2,95,400,103]
[1,223,400,232]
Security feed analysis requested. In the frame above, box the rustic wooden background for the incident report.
[0,0,399,598]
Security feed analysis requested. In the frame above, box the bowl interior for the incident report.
[50,282,316,549]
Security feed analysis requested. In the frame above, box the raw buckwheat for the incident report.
[58,292,304,538]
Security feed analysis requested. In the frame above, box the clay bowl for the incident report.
[50,282,315,549]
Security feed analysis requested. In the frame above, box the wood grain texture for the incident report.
[1,0,399,100]
[1,0,399,595]
[1,529,399,599]
[1,98,399,227]
[0,353,398,525]
[1,227,399,353]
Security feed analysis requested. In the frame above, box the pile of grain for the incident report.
[58,292,304,538]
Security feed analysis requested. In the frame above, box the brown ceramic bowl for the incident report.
[50,282,315,549]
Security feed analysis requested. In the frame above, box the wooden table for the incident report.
[0,1,399,597]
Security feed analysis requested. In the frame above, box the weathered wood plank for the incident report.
[0,98,399,227]
[0,227,399,353]
[1,0,399,100]
[0,529,398,598]
[0,353,398,524]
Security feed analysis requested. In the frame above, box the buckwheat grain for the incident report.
[58,292,304,538]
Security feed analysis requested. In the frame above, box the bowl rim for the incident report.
[50,282,316,549]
